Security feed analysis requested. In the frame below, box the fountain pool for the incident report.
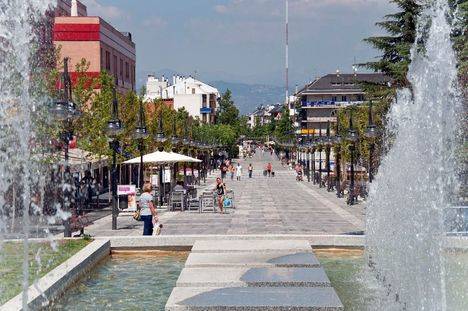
[316,249,468,310]
[50,251,188,310]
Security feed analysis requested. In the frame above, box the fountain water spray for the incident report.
[0,1,56,309]
[366,0,463,310]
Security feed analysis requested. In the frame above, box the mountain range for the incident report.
[137,70,285,115]
[209,81,284,115]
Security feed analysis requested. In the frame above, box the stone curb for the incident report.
[97,234,367,249]
[0,239,110,311]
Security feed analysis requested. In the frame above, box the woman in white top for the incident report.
[236,163,242,181]
[139,183,157,236]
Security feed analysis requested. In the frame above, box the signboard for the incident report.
[151,174,159,186]
[200,107,212,114]
[164,168,172,183]
[117,185,137,211]
[117,185,136,196]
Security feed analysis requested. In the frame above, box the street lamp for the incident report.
[346,109,358,205]
[334,115,343,198]
[364,100,378,183]
[317,124,323,188]
[154,110,166,206]
[325,121,333,192]
[51,57,80,238]
[310,131,317,185]
[134,99,148,189]
[107,86,123,230]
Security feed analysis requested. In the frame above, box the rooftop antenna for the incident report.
[285,0,289,108]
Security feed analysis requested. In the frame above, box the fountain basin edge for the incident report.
[1,234,467,310]
[0,239,110,311]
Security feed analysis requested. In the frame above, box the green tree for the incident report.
[360,0,421,87]
[217,89,239,126]
[274,106,294,142]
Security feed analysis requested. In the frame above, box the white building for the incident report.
[247,104,283,129]
[145,75,220,124]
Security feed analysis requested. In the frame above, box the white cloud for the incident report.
[142,16,167,29]
[81,0,125,20]
[214,5,228,14]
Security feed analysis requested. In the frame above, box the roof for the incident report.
[296,73,391,95]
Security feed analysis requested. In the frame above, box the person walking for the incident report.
[229,164,235,180]
[139,183,158,236]
[266,162,272,177]
[214,177,226,213]
[236,163,243,181]
[220,161,227,180]
[248,164,253,178]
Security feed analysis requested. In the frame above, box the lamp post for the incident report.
[346,109,358,205]
[107,87,123,230]
[317,124,323,188]
[51,57,80,238]
[311,131,317,185]
[134,100,148,189]
[306,132,311,182]
[364,100,378,183]
[155,111,167,206]
[325,121,332,192]
[334,115,343,198]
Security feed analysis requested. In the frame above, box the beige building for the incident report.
[296,72,391,135]
[53,0,136,93]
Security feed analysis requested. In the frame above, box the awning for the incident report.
[61,148,108,173]
[123,151,202,165]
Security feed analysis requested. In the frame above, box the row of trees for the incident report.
[47,59,256,162]
[340,0,467,166]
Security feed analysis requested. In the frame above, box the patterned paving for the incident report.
[86,152,365,237]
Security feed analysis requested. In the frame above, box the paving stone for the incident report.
[166,287,344,311]
[191,240,311,253]
[185,252,321,268]
[176,267,330,287]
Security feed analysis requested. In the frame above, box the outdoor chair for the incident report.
[170,191,185,211]
[200,191,216,213]
[186,198,201,212]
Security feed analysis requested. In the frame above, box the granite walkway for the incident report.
[166,239,343,310]
[85,152,365,237]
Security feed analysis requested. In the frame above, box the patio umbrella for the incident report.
[123,151,202,165]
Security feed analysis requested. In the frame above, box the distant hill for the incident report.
[210,81,284,115]
[137,70,285,115]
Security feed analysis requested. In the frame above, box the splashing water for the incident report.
[0,0,56,309]
[366,0,463,310]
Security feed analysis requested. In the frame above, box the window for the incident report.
[357,94,365,101]
[332,96,337,102]
[105,51,111,71]
[113,55,117,74]
[341,95,347,102]
[125,62,129,79]
[192,88,196,94]
[202,94,207,106]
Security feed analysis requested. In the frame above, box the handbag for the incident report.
[133,207,141,221]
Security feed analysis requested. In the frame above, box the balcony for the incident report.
[301,100,364,108]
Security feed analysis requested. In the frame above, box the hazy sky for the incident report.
[81,0,396,86]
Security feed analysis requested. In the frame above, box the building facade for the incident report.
[145,75,220,124]
[248,104,283,129]
[296,72,390,135]
[53,0,136,93]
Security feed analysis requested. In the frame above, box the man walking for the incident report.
[248,164,253,178]
[266,162,272,177]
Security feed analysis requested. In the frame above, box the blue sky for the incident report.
[82,0,395,86]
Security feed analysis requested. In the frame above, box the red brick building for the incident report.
[53,0,136,93]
